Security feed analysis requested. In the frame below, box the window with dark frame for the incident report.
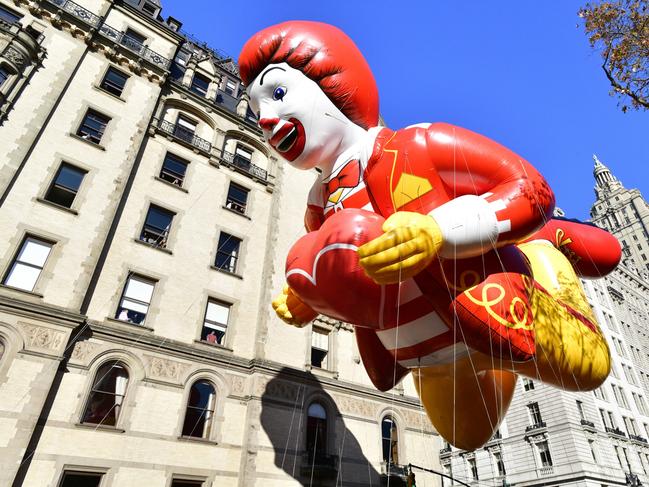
[181,380,216,438]
[159,153,188,187]
[381,416,399,465]
[0,5,22,24]
[116,274,155,325]
[0,66,10,87]
[141,2,157,15]
[140,205,174,248]
[223,78,236,95]
[100,67,129,97]
[201,299,230,345]
[174,115,197,143]
[122,27,146,52]
[527,402,543,425]
[536,440,553,467]
[225,182,249,214]
[215,233,241,273]
[3,236,52,292]
[523,377,535,391]
[493,450,506,476]
[171,480,204,487]
[81,360,129,427]
[190,72,210,97]
[311,329,329,369]
[45,163,86,208]
[77,110,110,144]
[306,402,327,460]
[58,471,103,487]
[468,457,478,480]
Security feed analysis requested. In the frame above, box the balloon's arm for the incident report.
[272,284,318,327]
[426,123,555,258]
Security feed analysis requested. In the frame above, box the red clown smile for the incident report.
[269,118,306,161]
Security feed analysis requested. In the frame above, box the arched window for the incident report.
[306,402,327,459]
[182,380,216,438]
[82,361,129,426]
[381,416,399,465]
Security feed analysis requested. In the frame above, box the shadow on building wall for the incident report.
[260,367,401,487]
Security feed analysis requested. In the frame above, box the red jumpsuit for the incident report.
[285,123,608,390]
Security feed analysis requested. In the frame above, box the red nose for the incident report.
[259,117,280,131]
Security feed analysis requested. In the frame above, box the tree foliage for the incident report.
[580,0,649,112]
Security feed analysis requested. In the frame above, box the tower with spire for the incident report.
[590,155,649,273]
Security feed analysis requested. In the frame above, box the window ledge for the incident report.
[221,205,251,220]
[69,133,106,150]
[306,365,339,379]
[0,283,44,298]
[92,84,126,102]
[193,339,233,353]
[133,238,173,254]
[154,176,189,193]
[210,266,243,279]
[177,435,218,445]
[105,317,154,332]
[76,422,125,433]
[35,197,79,215]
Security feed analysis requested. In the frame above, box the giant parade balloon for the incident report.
[239,21,622,450]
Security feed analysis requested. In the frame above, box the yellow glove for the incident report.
[358,211,443,284]
[272,284,318,327]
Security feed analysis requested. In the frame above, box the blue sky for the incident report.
[162,0,648,220]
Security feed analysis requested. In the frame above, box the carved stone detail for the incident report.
[20,323,66,353]
[144,355,189,382]
[70,340,99,362]
[331,393,379,418]
[228,374,247,396]
[400,408,434,433]
[4,47,25,68]
[256,377,301,402]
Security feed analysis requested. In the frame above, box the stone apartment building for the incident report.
[440,159,649,487]
[0,1,439,486]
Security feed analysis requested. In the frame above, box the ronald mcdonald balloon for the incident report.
[239,21,622,450]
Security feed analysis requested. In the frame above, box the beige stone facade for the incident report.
[0,1,439,486]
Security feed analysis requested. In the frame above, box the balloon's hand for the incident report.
[272,284,318,327]
[358,212,443,285]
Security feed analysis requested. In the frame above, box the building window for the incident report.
[234,145,253,167]
[536,440,553,467]
[0,66,10,87]
[140,205,174,248]
[82,361,129,426]
[171,480,204,487]
[381,416,399,465]
[467,457,478,480]
[141,2,157,16]
[174,114,197,143]
[190,73,210,97]
[181,380,216,438]
[159,152,188,187]
[100,67,129,97]
[77,110,110,144]
[116,275,155,325]
[201,299,230,345]
[306,402,327,460]
[44,163,86,208]
[523,378,535,391]
[527,402,543,426]
[493,450,506,476]
[0,5,21,24]
[223,78,237,96]
[58,471,103,487]
[215,233,241,273]
[123,28,146,51]
[588,439,597,462]
[311,328,329,369]
[3,236,52,291]
[576,400,586,420]
[225,182,249,214]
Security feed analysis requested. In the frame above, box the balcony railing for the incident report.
[539,466,554,476]
[221,151,268,181]
[580,419,596,429]
[44,0,170,70]
[157,120,212,153]
[525,421,547,432]
[439,446,452,455]
[630,434,648,443]
[605,426,626,437]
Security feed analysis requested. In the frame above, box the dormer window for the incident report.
[142,2,158,16]
[191,73,210,97]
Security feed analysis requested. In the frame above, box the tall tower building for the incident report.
[590,155,649,275]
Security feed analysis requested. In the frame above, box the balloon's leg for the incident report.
[515,241,611,390]
[412,363,517,450]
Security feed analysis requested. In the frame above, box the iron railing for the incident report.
[43,0,170,69]
[539,466,554,476]
[605,426,626,437]
[157,119,212,153]
[630,434,648,443]
[580,419,596,428]
[221,151,267,181]
[525,421,546,432]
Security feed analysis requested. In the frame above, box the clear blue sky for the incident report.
[162,0,648,220]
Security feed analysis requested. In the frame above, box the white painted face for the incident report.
[247,63,359,170]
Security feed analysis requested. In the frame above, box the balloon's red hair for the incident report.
[238,21,379,129]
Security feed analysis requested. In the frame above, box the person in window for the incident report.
[240,21,621,449]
